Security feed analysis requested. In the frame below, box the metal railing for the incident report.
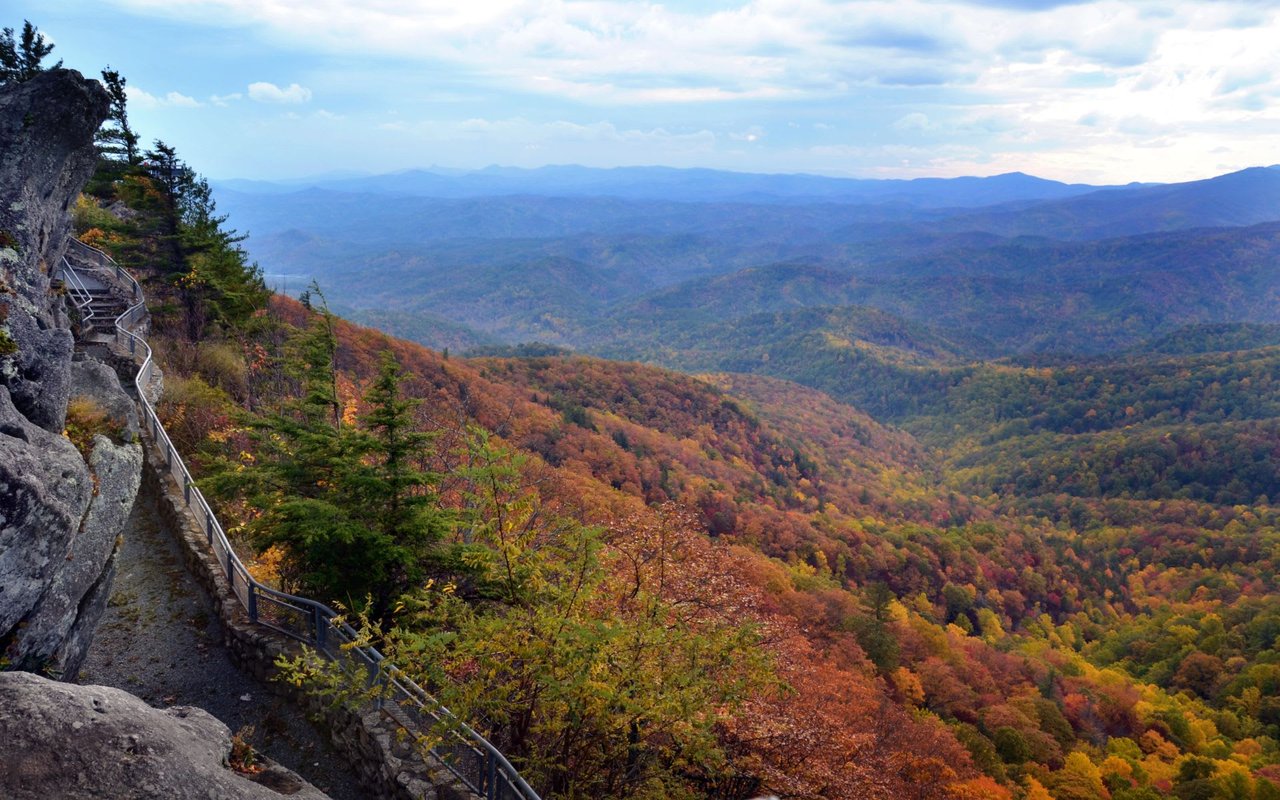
[58,255,97,333]
[61,239,539,800]
[65,238,143,303]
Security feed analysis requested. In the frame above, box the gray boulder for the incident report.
[0,671,332,799]
[71,359,141,440]
[0,386,93,646]
[1,307,74,432]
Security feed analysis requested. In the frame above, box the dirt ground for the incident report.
[78,478,366,800]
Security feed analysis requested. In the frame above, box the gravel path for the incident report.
[79,478,365,800]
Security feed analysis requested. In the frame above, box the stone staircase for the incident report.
[81,283,132,340]
[55,247,146,389]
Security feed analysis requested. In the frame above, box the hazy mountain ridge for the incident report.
[934,165,1280,240]
[216,164,1118,206]
[603,220,1280,356]
[219,164,1280,356]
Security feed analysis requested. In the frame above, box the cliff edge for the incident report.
[0,68,141,677]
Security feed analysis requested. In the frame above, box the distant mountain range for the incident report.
[934,166,1280,239]
[215,164,1127,207]
[215,163,1280,363]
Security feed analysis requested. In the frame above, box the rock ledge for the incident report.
[0,671,330,800]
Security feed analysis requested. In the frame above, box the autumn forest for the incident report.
[70,54,1280,800]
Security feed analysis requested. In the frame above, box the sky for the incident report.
[13,0,1280,184]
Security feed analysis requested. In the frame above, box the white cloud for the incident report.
[445,117,716,147]
[104,0,1280,182]
[247,81,313,104]
[126,86,203,109]
[892,112,933,132]
[210,92,243,106]
[103,0,1275,114]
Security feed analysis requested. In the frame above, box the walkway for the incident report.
[79,478,364,800]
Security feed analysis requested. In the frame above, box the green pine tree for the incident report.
[0,21,59,85]
[346,351,450,617]
[205,309,445,616]
[95,67,140,164]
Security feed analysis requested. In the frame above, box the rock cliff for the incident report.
[0,671,331,800]
[0,68,141,677]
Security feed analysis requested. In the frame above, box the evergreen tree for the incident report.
[344,352,450,616]
[0,21,60,85]
[847,580,899,674]
[95,67,140,164]
[143,140,189,273]
[204,305,444,615]
[175,171,268,337]
[91,139,267,338]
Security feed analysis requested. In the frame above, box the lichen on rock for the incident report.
[0,69,109,432]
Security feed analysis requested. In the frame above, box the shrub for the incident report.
[157,374,233,456]
[228,726,261,775]
[64,395,122,457]
[194,340,248,400]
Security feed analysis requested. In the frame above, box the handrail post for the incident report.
[183,474,191,504]
[205,509,214,545]
[487,751,498,800]
[315,609,328,651]
[247,583,258,622]
[365,656,382,709]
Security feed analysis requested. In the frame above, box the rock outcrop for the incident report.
[0,69,140,676]
[0,68,108,431]
[0,671,331,800]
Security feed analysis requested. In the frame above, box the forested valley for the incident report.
[66,53,1280,799]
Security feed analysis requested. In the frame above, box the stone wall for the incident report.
[140,438,474,800]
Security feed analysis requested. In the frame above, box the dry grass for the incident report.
[64,395,122,458]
